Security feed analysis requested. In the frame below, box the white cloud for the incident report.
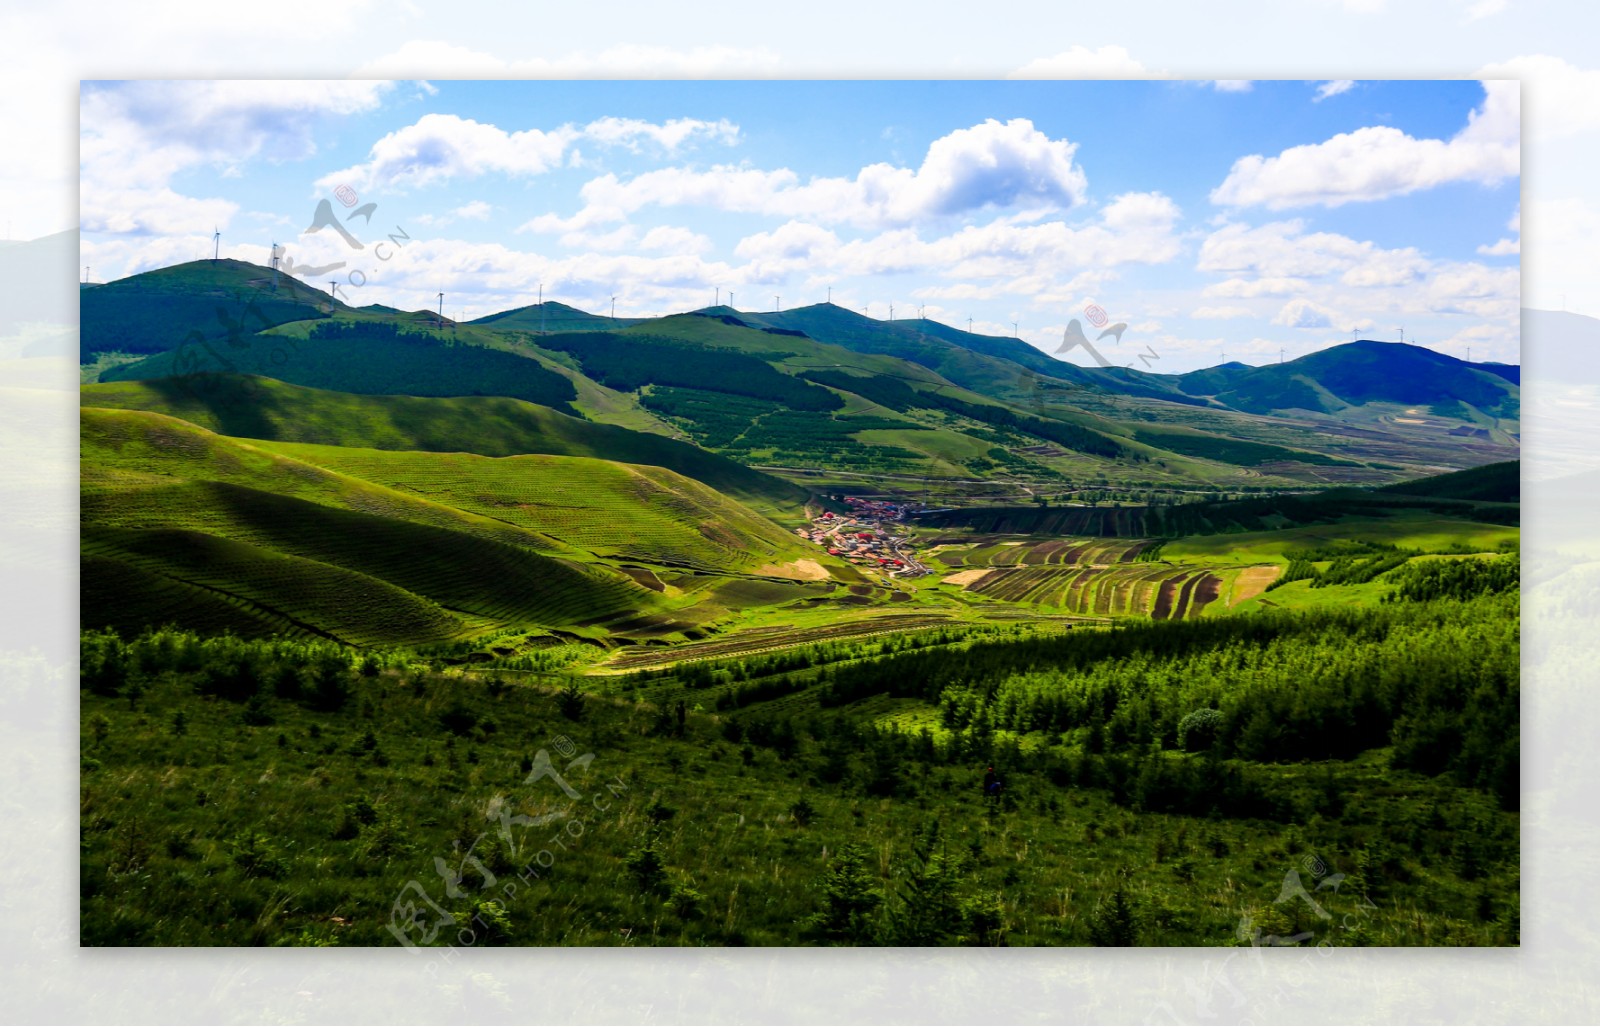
[1203,276,1309,298]
[355,41,783,78]
[1199,219,1373,277]
[556,118,1090,230]
[1423,262,1520,317]
[1479,55,1600,142]
[1199,216,1517,329]
[317,114,739,195]
[82,83,388,183]
[559,225,640,252]
[1202,218,1441,291]
[1340,247,1432,287]
[826,192,1182,279]
[1009,45,1155,78]
[80,187,239,238]
[639,226,713,255]
[1465,0,1508,21]
[1273,298,1339,329]
[1313,80,1355,102]
[1211,80,1254,92]
[454,201,492,221]
[1191,305,1255,319]
[728,194,1179,297]
[81,81,393,191]
[259,232,748,318]
[79,80,393,237]
[1211,80,1518,209]
[1477,204,1520,255]
[583,116,739,152]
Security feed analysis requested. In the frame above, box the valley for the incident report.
[78,257,1520,949]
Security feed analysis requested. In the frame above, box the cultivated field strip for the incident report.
[937,537,1156,569]
[963,563,1225,620]
[602,614,956,671]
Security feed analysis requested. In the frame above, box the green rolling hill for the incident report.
[79,258,346,362]
[1175,340,1520,419]
[1375,459,1520,503]
[100,318,581,413]
[80,404,837,645]
[469,299,645,332]
[79,259,1520,497]
[80,375,811,518]
[247,440,818,574]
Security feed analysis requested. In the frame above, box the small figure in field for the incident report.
[982,765,1002,804]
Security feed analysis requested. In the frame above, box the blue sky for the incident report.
[80,78,1519,370]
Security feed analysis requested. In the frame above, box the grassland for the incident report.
[79,405,853,649]
[75,272,1522,949]
[80,588,1520,947]
[80,376,811,517]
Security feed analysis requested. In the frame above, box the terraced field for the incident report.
[936,537,1154,567]
[601,613,956,671]
[962,564,1223,620]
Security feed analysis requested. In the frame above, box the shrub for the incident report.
[624,836,669,895]
[802,844,882,944]
[1088,886,1140,946]
[1177,708,1223,753]
[557,680,585,721]
[789,796,818,826]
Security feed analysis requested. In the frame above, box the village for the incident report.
[795,496,930,579]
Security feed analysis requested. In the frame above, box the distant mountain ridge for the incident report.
[82,258,1520,487]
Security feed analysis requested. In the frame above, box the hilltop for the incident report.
[79,258,351,363]
[82,258,1520,495]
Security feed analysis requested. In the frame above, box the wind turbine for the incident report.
[437,291,444,327]
[775,295,780,312]
[212,227,220,262]
[611,296,617,321]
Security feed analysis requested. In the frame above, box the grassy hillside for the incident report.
[101,319,582,413]
[250,440,819,575]
[1178,341,1520,419]
[1376,460,1520,503]
[80,375,811,518]
[80,581,1519,946]
[79,406,760,643]
[470,300,644,332]
[79,259,342,362]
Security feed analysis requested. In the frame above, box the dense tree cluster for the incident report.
[537,332,842,411]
